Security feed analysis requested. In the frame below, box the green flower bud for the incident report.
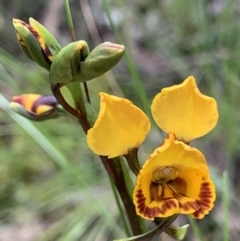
[50,41,125,87]
[79,42,125,81]
[13,18,62,70]
[9,94,64,121]
[50,40,89,87]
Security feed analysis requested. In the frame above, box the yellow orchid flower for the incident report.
[133,132,215,220]
[87,76,218,219]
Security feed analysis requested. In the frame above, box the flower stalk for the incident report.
[101,156,143,235]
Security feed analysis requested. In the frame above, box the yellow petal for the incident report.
[133,132,215,220]
[87,93,151,158]
[151,76,218,142]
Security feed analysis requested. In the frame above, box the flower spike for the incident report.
[151,76,218,143]
[87,93,151,158]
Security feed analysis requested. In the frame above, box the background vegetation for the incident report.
[0,0,239,240]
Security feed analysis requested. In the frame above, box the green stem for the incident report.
[188,217,205,241]
[64,0,77,41]
[51,82,91,132]
[66,81,87,117]
[120,157,147,233]
[101,156,143,235]
[109,176,131,237]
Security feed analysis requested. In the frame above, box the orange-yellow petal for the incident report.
[133,132,215,220]
[151,76,218,142]
[87,93,151,158]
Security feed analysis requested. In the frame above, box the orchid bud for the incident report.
[9,94,64,121]
[49,40,89,87]
[50,41,125,87]
[79,42,125,82]
[13,18,62,70]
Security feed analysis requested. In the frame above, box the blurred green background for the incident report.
[0,0,240,240]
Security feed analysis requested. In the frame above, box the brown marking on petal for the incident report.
[137,203,145,212]
[145,207,161,218]
[135,187,162,219]
[161,199,178,214]
[143,207,149,218]
[159,184,165,198]
[137,201,145,208]
[198,200,210,208]
[25,25,53,64]
[136,189,147,213]
[137,189,143,196]
[42,45,53,61]
[28,26,38,37]
[198,182,212,200]
[137,197,146,204]
[181,201,200,212]
[136,192,144,198]
[199,192,212,199]
[192,203,206,218]
[138,207,145,214]
[15,31,26,46]
[150,182,160,201]
[136,194,144,199]
[192,182,214,218]
[27,25,40,39]
[17,20,30,28]
[201,182,210,188]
